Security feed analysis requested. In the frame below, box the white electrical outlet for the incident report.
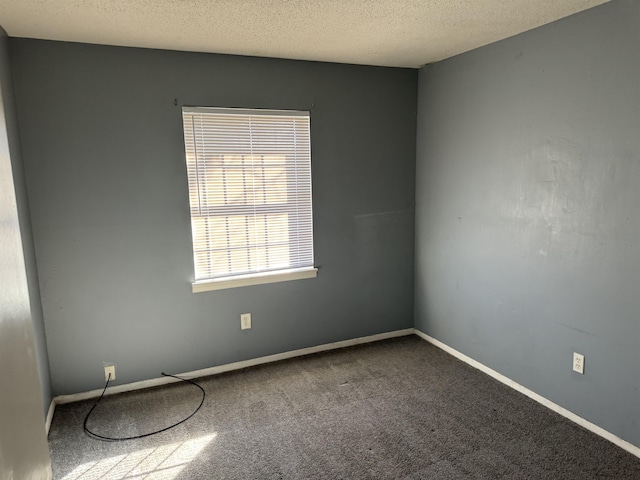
[104,363,116,381]
[241,313,252,330]
[573,352,584,374]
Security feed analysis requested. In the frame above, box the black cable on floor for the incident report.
[83,372,205,441]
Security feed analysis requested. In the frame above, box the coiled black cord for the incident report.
[83,372,205,441]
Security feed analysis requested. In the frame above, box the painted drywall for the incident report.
[10,40,417,395]
[0,26,52,480]
[415,0,640,447]
[1,33,52,416]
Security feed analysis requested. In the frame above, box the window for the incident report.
[182,107,316,292]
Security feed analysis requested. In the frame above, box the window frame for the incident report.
[181,106,317,292]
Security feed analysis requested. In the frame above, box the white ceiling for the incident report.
[0,0,609,68]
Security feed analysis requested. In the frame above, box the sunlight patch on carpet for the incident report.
[60,433,217,480]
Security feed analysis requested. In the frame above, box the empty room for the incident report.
[2,0,640,478]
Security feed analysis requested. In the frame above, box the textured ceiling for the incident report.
[0,0,609,68]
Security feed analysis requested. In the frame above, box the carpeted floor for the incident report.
[48,335,640,479]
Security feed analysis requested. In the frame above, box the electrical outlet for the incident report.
[241,313,251,330]
[573,352,584,374]
[104,363,116,381]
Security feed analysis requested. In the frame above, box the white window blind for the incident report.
[182,107,315,287]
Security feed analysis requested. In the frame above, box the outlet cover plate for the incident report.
[104,364,116,381]
[241,313,252,330]
[573,352,584,374]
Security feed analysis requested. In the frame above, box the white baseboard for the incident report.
[54,328,415,405]
[413,329,640,459]
[45,398,56,435]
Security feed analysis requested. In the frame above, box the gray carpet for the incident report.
[48,335,640,479]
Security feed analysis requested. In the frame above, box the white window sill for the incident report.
[192,267,318,293]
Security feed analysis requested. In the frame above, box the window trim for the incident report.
[182,106,316,291]
[192,266,318,293]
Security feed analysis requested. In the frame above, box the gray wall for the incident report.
[0,27,51,479]
[10,39,417,395]
[416,0,640,447]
